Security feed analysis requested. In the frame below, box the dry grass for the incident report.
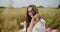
[0,8,60,32]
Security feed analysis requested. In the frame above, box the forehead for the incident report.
[28,7,32,9]
[28,7,32,11]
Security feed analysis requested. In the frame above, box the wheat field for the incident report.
[0,8,60,32]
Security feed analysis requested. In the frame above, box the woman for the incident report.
[22,5,46,32]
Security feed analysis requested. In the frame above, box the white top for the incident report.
[22,18,46,32]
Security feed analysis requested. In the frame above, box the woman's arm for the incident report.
[27,19,35,32]
[27,14,39,32]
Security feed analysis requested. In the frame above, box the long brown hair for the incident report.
[26,5,40,31]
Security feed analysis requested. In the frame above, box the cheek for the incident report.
[29,12,33,16]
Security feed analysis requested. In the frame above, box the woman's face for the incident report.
[28,7,33,17]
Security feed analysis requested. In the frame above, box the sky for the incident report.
[0,0,60,8]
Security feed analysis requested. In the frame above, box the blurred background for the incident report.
[0,0,60,32]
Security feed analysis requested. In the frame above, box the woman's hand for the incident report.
[31,14,39,25]
[27,14,39,32]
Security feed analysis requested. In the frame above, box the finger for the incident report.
[35,14,39,17]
